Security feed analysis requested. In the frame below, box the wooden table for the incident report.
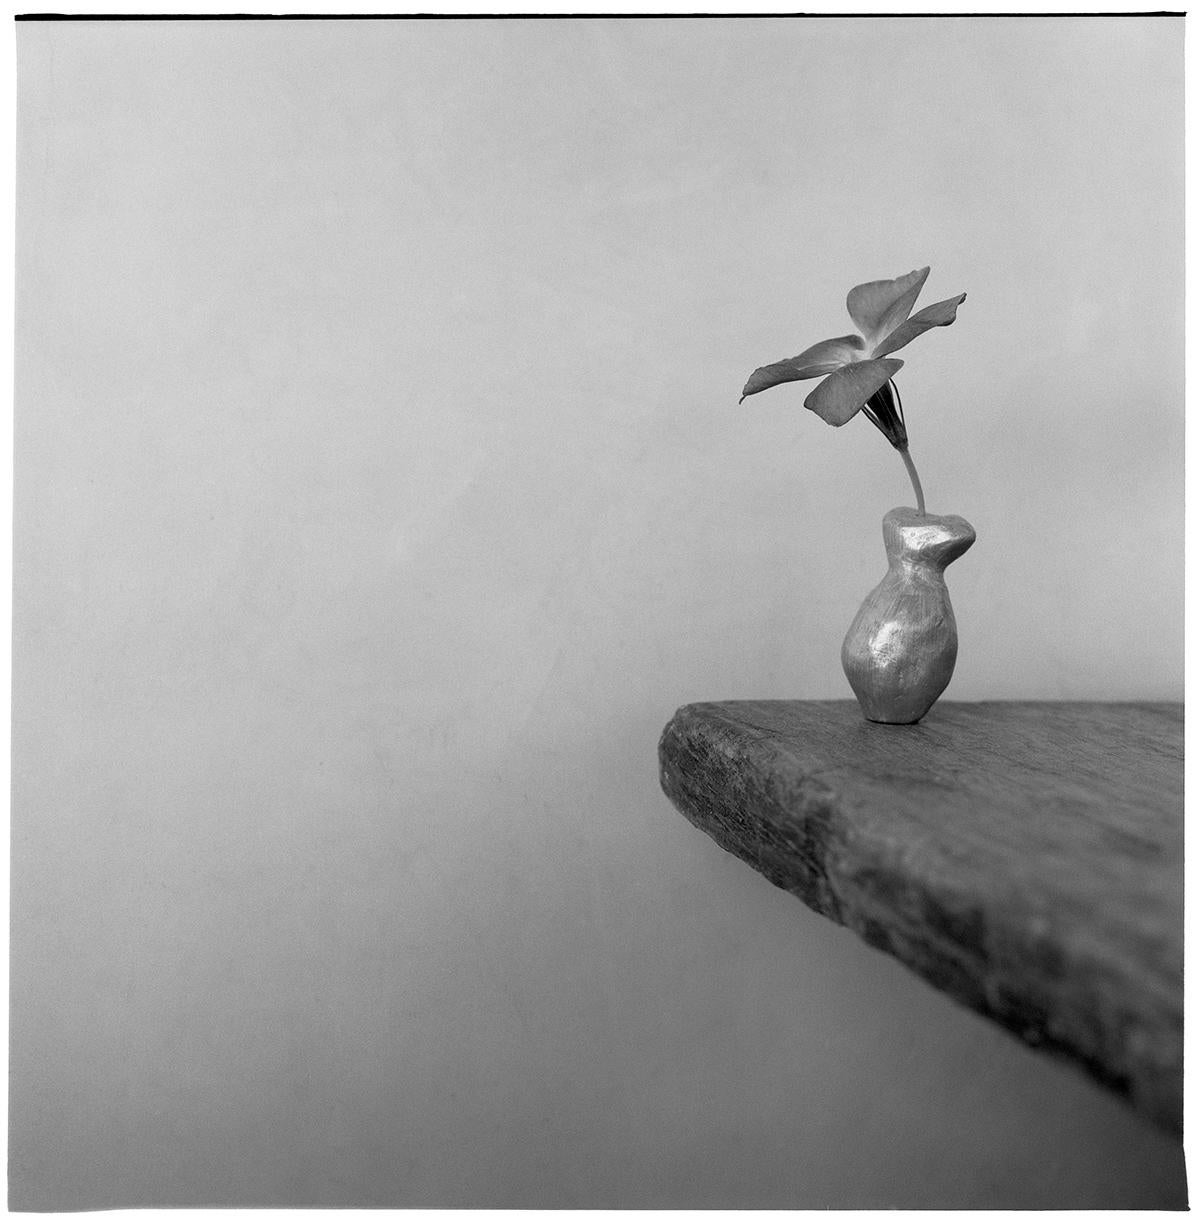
[658,700,1184,1135]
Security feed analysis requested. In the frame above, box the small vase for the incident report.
[842,506,976,724]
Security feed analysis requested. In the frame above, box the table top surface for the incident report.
[658,700,1183,1135]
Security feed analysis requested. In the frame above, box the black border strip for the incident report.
[11,9,1190,17]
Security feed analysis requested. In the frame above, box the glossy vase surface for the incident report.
[842,507,976,724]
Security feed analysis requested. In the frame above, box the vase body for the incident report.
[842,506,976,724]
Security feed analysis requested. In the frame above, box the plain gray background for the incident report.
[12,15,1185,1209]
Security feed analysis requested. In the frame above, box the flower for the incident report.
[739,266,966,428]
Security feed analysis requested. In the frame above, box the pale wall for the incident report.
[12,17,1185,1209]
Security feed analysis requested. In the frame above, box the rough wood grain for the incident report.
[658,700,1183,1135]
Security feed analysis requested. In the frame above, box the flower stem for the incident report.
[899,447,926,515]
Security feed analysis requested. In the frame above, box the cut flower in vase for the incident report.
[739,266,965,514]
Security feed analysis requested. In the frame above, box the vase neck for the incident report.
[882,507,976,572]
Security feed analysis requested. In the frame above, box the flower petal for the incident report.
[739,335,865,402]
[871,293,967,358]
[846,267,930,347]
[804,358,904,426]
